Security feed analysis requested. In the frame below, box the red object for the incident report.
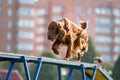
[0,70,23,80]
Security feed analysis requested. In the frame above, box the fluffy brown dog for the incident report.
[47,18,88,61]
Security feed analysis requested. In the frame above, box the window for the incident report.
[96,27,111,33]
[88,0,92,2]
[17,7,34,16]
[114,46,120,52]
[101,8,111,15]
[87,8,92,15]
[114,27,120,34]
[18,0,34,4]
[75,0,80,2]
[0,8,1,14]
[37,18,45,25]
[95,36,112,43]
[36,37,44,43]
[8,20,12,28]
[8,8,12,16]
[102,54,111,62]
[96,45,111,52]
[6,44,11,52]
[17,19,34,27]
[6,32,12,40]
[96,24,112,28]
[87,19,90,24]
[96,17,112,25]
[17,31,34,39]
[0,0,2,3]
[95,7,100,14]
[75,6,81,13]
[113,8,120,17]
[8,0,12,4]
[52,6,62,13]
[16,42,33,51]
[114,37,120,43]
[36,27,45,33]
[75,17,81,23]
[37,8,47,16]
[95,7,112,15]
[114,18,120,25]
[36,45,44,52]
[114,54,119,61]
[52,16,62,20]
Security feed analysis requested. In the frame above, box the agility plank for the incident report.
[0,52,113,80]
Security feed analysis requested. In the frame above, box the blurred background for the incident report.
[0,0,120,80]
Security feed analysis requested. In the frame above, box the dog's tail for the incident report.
[79,21,88,30]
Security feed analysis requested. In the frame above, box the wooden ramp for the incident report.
[0,52,113,80]
[85,69,112,80]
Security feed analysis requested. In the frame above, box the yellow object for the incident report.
[85,69,107,80]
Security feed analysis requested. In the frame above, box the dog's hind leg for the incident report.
[64,46,72,61]
[77,53,81,62]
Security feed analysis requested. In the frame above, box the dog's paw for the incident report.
[53,49,59,55]
[64,58,70,61]
[54,52,59,55]
[77,60,81,62]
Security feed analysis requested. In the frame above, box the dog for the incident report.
[47,18,88,61]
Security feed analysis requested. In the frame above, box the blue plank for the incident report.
[0,53,96,68]
[0,53,113,80]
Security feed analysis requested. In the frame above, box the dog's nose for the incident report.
[48,35,50,39]
[48,35,51,39]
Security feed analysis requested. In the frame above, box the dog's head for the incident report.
[47,21,59,41]
[47,19,68,41]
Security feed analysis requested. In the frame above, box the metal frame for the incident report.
[21,56,31,80]
[57,65,62,80]
[6,61,15,80]
[90,66,97,80]
[0,53,113,80]
[57,64,97,80]
[66,67,73,80]
[33,58,42,80]
[81,64,87,80]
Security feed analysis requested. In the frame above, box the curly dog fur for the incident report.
[47,18,88,61]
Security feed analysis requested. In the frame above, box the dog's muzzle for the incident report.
[48,35,54,41]
[48,35,51,40]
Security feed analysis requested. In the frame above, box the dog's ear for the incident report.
[58,18,70,32]
[48,21,58,28]
[79,21,88,30]
[58,29,66,40]
[57,20,66,40]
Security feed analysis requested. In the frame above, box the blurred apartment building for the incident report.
[0,0,120,62]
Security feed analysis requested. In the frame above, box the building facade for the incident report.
[0,0,120,62]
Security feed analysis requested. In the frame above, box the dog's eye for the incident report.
[48,27,52,29]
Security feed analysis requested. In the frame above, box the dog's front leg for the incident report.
[52,40,61,55]
[64,37,73,60]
